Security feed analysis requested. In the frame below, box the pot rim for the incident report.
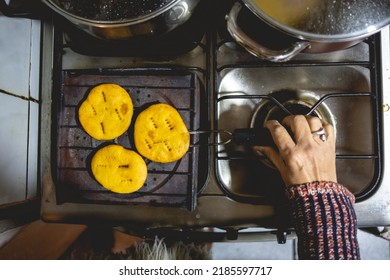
[42,0,181,26]
[242,0,390,42]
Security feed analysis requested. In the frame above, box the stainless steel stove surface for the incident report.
[40,2,390,241]
[216,46,377,199]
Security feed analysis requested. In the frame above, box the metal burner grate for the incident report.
[54,69,208,211]
[214,31,383,203]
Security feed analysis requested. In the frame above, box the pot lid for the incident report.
[244,0,390,40]
[49,0,177,22]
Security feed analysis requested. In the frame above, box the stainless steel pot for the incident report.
[41,0,201,40]
[227,0,390,62]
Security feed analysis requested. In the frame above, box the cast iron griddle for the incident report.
[54,69,208,211]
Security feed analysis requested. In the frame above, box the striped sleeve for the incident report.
[285,181,360,260]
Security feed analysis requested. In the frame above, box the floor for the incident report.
[210,229,390,260]
[1,223,389,260]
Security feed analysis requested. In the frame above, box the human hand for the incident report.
[253,115,337,186]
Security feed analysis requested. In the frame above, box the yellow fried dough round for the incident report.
[91,144,147,194]
[134,103,190,163]
[78,84,133,140]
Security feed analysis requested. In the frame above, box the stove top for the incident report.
[39,0,390,241]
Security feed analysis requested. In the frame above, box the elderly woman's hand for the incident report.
[253,115,337,186]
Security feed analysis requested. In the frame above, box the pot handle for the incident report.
[226,2,310,62]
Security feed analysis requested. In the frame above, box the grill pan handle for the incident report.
[232,128,275,146]
[190,128,275,146]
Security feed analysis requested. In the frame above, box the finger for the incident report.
[321,119,335,143]
[282,115,311,141]
[306,116,327,144]
[253,146,285,171]
[306,115,323,132]
[264,120,295,152]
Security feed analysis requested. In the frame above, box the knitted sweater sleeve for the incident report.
[285,181,360,260]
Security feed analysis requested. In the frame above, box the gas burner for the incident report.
[249,89,335,168]
[250,89,335,130]
[216,60,380,203]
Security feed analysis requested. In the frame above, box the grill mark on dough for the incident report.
[121,179,133,183]
[102,91,107,102]
[150,117,158,128]
[144,139,152,149]
[163,140,172,151]
[90,104,97,115]
[100,122,105,134]
[115,108,122,120]
[164,119,175,130]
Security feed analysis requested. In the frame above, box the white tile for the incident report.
[210,229,390,260]
[0,94,28,205]
[211,240,295,260]
[29,20,41,101]
[358,229,390,260]
[27,101,38,199]
[0,16,32,98]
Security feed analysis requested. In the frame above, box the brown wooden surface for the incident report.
[0,220,86,260]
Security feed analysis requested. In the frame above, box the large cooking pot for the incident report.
[40,0,201,40]
[226,0,390,62]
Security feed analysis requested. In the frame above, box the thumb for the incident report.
[253,146,284,170]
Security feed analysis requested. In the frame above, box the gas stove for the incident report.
[39,1,390,242]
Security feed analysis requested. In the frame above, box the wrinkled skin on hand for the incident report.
[253,115,337,186]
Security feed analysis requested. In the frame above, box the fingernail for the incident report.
[253,146,265,156]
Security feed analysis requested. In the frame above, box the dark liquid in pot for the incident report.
[57,0,174,21]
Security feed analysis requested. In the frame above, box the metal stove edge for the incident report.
[355,25,390,227]
[39,21,390,231]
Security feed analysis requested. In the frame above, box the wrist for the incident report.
[284,181,355,203]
